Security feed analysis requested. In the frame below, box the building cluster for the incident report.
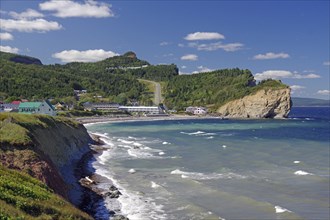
[0,100,56,116]
[1,98,208,117]
[83,102,165,115]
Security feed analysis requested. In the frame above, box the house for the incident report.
[19,100,56,116]
[185,106,208,115]
[0,103,20,112]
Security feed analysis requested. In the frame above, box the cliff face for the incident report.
[217,88,292,118]
[0,115,93,204]
[31,123,93,203]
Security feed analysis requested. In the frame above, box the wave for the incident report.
[93,167,167,220]
[294,170,314,176]
[274,205,292,213]
[180,131,217,137]
[170,169,246,180]
[151,181,162,189]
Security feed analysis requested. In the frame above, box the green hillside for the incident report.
[0,51,288,110]
[164,70,288,110]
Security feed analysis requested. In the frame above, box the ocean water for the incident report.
[86,107,330,220]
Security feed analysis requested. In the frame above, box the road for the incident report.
[139,79,163,105]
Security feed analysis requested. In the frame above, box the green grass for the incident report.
[0,165,92,220]
[0,113,79,146]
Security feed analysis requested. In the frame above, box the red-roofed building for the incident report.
[11,101,21,105]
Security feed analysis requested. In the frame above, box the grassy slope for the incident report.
[0,165,92,220]
[0,113,91,219]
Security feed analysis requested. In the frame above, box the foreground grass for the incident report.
[0,113,79,146]
[0,165,92,220]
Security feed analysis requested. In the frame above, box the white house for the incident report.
[186,106,208,115]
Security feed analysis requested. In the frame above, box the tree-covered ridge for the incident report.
[0,51,289,110]
[164,69,289,111]
[0,51,42,65]
[0,52,147,103]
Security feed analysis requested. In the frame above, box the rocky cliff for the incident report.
[0,114,93,204]
[30,121,93,203]
[217,88,292,118]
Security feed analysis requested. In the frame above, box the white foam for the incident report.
[151,181,161,188]
[162,142,170,145]
[95,168,167,220]
[127,149,153,158]
[171,169,246,180]
[99,137,115,147]
[117,138,134,144]
[293,161,300,164]
[206,136,214,139]
[133,142,143,147]
[275,205,292,213]
[222,145,227,149]
[180,131,205,136]
[91,132,109,139]
[98,150,112,165]
[294,170,313,176]
[159,152,165,155]
[128,169,136,174]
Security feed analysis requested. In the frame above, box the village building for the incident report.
[18,100,56,116]
[0,103,20,112]
[83,102,120,111]
[185,106,208,115]
[118,106,163,115]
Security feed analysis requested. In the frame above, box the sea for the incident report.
[85,107,330,220]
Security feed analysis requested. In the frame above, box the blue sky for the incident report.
[1,0,329,99]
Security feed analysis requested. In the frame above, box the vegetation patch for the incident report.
[0,165,92,220]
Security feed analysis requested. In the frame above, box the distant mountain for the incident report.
[292,97,330,107]
[0,51,42,65]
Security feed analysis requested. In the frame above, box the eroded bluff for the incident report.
[217,88,292,118]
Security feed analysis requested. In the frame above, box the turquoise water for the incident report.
[86,108,330,220]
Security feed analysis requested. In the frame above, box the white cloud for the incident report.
[181,65,187,69]
[290,85,305,91]
[39,0,114,18]
[181,54,198,61]
[254,70,321,81]
[9,9,44,19]
[52,49,119,63]
[323,61,330,66]
[253,52,290,60]
[317,90,330,95]
[184,32,225,41]
[0,32,14,40]
[189,42,244,52]
[192,66,213,74]
[0,18,62,32]
[0,45,19,53]
[178,43,185,47]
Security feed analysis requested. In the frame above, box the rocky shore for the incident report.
[77,134,129,220]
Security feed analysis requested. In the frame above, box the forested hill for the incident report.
[0,51,288,111]
[0,51,178,105]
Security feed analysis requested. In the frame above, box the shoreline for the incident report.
[77,114,225,125]
[77,133,129,220]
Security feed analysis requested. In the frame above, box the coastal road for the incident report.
[139,79,163,105]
